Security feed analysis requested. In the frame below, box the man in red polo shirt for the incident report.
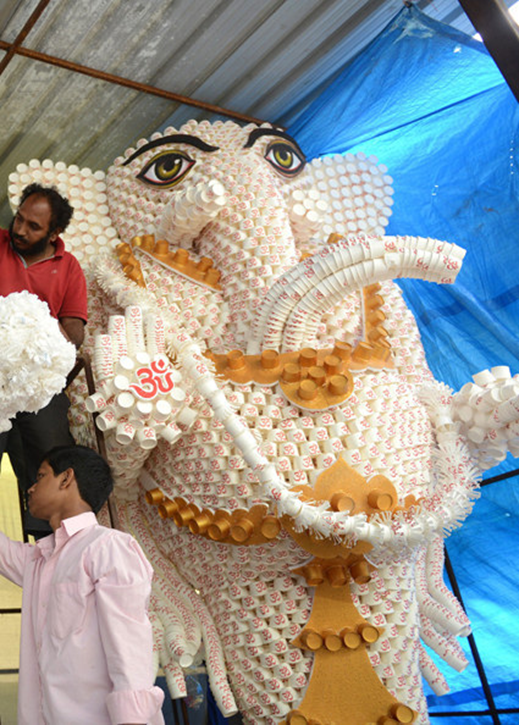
[0,183,88,534]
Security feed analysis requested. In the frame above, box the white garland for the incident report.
[93,257,482,552]
[0,291,76,432]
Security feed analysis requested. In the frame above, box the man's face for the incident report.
[27,461,62,521]
[9,194,57,258]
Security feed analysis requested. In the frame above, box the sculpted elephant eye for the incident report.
[136,151,195,187]
[265,142,305,176]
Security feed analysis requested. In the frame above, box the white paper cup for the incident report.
[96,410,117,432]
[116,422,136,445]
[137,427,158,449]
[116,391,135,413]
[85,393,107,413]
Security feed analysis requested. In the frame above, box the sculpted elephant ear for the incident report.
[304,151,395,242]
[7,160,121,268]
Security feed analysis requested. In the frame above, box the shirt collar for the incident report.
[35,511,97,559]
[52,236,65,258]
[60,511,97,537]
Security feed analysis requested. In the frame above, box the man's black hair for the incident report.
[19,183,74,234]
[43,445,114,514]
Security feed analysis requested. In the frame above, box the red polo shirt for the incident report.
[0,228,87,322]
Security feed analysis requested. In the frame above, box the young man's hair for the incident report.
[43,445,114,514]
[19,183,74,233]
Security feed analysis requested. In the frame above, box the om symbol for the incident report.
[129,358,175,400]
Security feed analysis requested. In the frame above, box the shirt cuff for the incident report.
[106,686,165,724]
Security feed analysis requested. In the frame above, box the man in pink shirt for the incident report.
[0,444,165,725]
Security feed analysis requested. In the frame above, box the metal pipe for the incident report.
[0,40,265,125]
[444,546,501,725]
[481,467,519,486]
[0,0,52,75]
[458,0,519,103]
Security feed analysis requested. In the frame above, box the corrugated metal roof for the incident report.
[0,0,513,223]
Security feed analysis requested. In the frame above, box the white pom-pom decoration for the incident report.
[0,291,77,431]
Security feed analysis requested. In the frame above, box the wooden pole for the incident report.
[458,0,519,103]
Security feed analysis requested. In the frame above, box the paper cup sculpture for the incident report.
[8,120,519,725]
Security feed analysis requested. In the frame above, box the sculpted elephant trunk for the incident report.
[155,178,228,250]
[249,234,466,354]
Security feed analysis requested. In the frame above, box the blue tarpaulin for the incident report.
[289,6,519,722]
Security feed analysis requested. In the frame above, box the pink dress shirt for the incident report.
[0,511,165,725]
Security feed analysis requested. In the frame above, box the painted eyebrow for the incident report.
[243,128,305,158]
[123,134,220,166]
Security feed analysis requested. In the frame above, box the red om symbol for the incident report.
[129,358,175,400]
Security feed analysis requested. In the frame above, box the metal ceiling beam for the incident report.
[458,0,519,103]
[0,0,265,126]
[0,0,51,75]
[0,39,266,125]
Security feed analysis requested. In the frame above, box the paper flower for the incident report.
[0,291,76,432]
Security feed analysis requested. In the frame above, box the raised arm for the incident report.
[0,530,32,587]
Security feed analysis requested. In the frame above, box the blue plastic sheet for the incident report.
[289,6,519,720]
[289,6,519,398]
